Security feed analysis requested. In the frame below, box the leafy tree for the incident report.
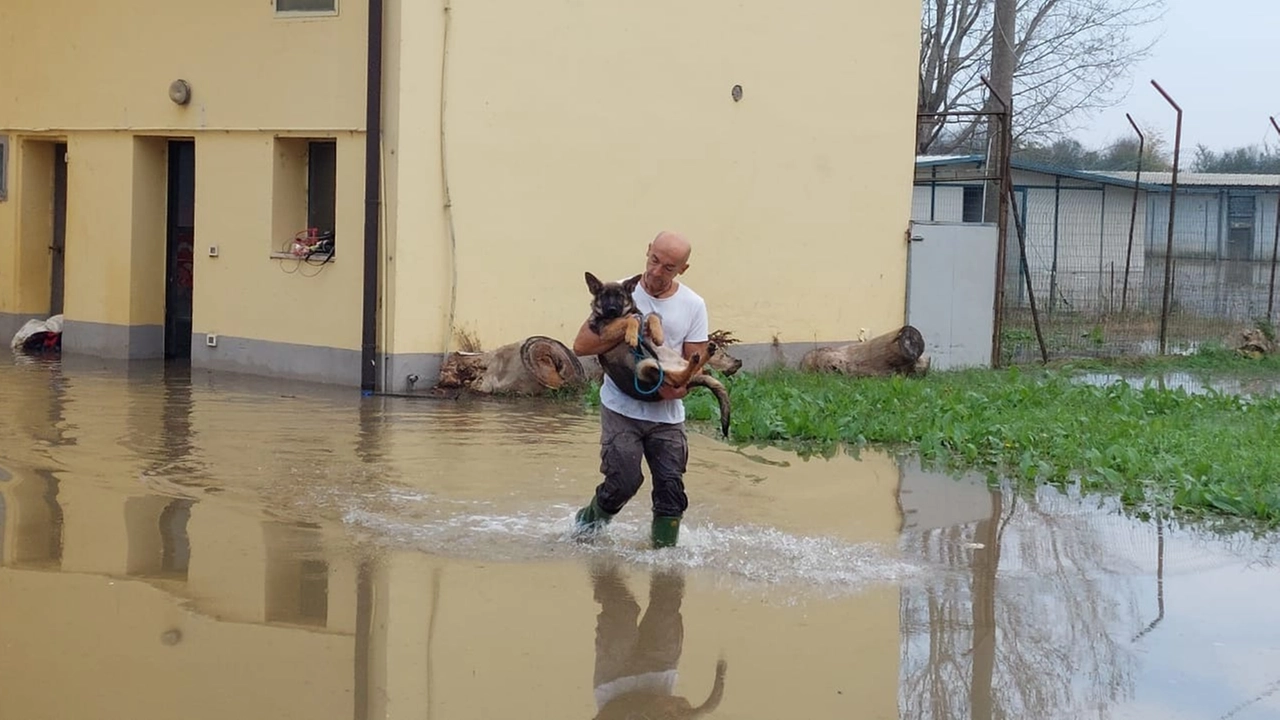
[918,0,1167,154]
[1191,144,1280,173]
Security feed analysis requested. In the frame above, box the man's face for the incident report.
[643,243,688,295]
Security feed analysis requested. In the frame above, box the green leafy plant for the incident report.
[666,365,1280,528]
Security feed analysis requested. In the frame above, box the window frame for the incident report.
[0,134,9,202]
[273,0,339,18]
[270,136,337,260]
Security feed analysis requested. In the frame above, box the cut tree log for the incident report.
[434,335,588,394]
[799,325,928,378]
[1234,327,1273,359]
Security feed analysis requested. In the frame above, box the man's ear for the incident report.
[623,274,642,293]
[585,271,603,295]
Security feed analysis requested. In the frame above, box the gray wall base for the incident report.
[382,352,445,394]
[191,334,363,387]
[62,319,164,360]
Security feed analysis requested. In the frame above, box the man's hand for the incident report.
[657,383,689,400]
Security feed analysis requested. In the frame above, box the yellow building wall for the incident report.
[0,0,370,357]
[3,0,922,382]
[386,1,923,357]
[380,0,452,360]
[193,132,365,349]
[0,1,366,132]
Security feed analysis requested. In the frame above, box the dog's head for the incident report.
[706,329,743,376]
[707,344,743,376]
[585,272,641,321]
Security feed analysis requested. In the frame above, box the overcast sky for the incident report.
[1072,0,1279,152]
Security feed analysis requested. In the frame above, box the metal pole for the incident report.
[1050,175,1061,312]
[1122,113,1145,313]
[1008,185,1050,364]
[981,76,1013,368]
[1267,117,1280,324]
[1152,80,1183,355]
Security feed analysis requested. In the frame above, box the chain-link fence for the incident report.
[999,177,1280,363]
[914,152,1280,364]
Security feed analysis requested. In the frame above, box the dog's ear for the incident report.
[623,274,642,293]
[585,271,604,295]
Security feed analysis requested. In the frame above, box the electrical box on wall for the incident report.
[205,334,218,347]
[208,245,219,257]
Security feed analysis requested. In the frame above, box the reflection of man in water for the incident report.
[589,562,727,720]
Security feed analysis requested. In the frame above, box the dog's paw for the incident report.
[624,319,640,348]
[645,315,665,346]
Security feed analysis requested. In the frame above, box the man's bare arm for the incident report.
[683,340,709,363]
[572,319,621,357]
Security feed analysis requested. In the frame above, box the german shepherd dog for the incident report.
[584,272,732,438]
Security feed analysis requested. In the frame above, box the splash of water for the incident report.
[341,494,922,601]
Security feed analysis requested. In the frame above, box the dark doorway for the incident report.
[50,143,67,316]
[1226,194,1255,261]
[165,140,196,360]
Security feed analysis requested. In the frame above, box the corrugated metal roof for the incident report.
[915,154,984,167]
[914,155,1164,191]
[1093,171,1280,188]
[916,156,1280,191]
[1011,160,1166,191]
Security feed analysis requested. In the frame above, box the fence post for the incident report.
[1152,80,1183,355]
[1007,186,1050,364]
[1122,114,1145,314]
[1268,117,1280,325]
[981,76,1013,368]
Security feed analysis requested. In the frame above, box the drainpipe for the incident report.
[361,0,384,394]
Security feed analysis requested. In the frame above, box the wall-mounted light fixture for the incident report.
[168,79,192,106]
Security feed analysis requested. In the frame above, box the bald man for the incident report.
[572,231,710,548]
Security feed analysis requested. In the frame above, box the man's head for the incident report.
[642,231,692,298]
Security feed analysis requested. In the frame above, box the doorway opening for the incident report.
[50,143,67,316]
[164,140,195,360]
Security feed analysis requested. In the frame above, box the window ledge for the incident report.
[270,251,335,261]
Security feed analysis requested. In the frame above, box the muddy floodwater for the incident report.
[2,356,1278,720]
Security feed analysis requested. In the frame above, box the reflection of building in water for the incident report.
[0,464,359,720]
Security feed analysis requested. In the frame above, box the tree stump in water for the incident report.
[434,335,588,394]
[799,325,928,378]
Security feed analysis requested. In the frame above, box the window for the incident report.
[272,138,336,258]
[0,134,9,202]
[962,185,984,223]
[307,141,336,236]
[275,0,337,14]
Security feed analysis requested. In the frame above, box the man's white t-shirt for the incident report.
[598,281,709,425]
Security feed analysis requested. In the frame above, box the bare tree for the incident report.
[918,0,1166,154]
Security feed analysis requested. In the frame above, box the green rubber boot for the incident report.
[572,497,616,538]
[651,515,682,549]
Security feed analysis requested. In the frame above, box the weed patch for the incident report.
[586,364,1280,528]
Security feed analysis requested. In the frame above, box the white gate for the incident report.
[906,221,999,370]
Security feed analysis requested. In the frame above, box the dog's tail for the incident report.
[690,659,728,717]
[688,374,731,439]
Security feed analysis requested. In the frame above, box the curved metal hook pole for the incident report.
[1151,80,1183,355]
[1121,113,1146,313]
[1267,116,1280,324]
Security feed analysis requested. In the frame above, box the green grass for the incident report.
[584,361,1280,529]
